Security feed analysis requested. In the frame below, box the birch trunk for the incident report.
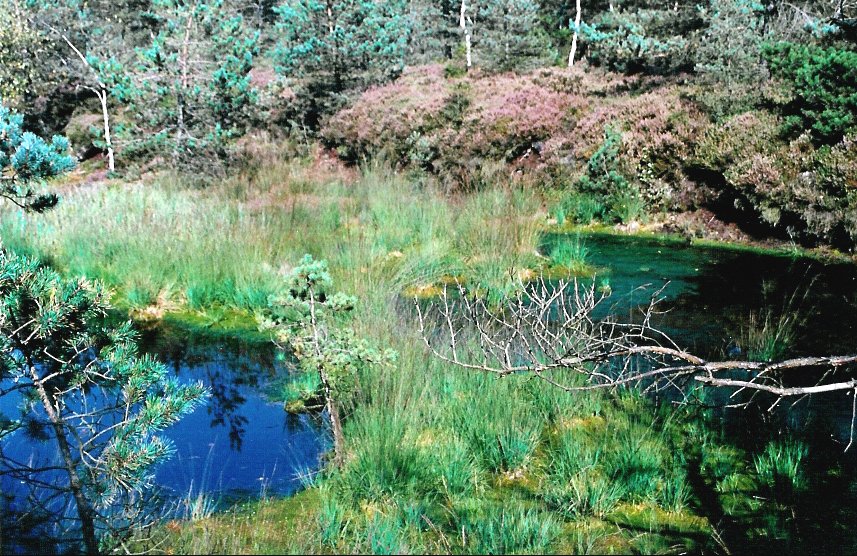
[568,0,582,68]
[52,28,116,172]
[460,0,472,69]
[98,89,114,172]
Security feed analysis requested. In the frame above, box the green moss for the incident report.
[156,488,323,554]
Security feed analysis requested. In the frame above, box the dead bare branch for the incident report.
[415,276,857,405]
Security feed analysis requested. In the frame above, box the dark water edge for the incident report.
[546,232,857,554]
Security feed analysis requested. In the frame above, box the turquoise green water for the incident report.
[544,233,857,357]
[545,232,857,554]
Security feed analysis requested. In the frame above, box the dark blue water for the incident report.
[138,328,327,500]
[549,233,857,438]
[0,327,326,525]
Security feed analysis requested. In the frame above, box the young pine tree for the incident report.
[0,102,208,554]
[262,255,395,468]
[0,102,73,212]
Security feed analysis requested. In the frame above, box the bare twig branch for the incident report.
[416,277,857,411]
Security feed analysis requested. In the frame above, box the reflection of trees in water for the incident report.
[636,254,857,358]
[204,362,249,451]
[151,331,285,452]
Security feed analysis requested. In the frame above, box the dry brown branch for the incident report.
[415,276,857,406]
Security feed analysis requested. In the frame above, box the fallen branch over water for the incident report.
[416,276,857,445]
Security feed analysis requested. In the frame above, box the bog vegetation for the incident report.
[1,0,856,554]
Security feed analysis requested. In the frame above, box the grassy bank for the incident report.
[0,154,551,318]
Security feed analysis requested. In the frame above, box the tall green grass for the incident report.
[549,234,590,274]
[754,437,808,499]
[0,160,543,317]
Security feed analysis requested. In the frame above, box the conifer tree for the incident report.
[272,0,411,125]
[476,0,556,71]
[262,255,395,468]
[123,0,260,168]
[407,0,462,64]
[0,102,207,554]
[0,102,73,212]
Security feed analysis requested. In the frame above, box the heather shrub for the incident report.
[694,111,782,172]
[322,65,453,162]
[694,111,857,247]
[325,64,713,195]
[450,72,581,160]
[324,67,584,188]
[543,87,706,188]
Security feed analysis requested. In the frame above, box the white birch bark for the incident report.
[568,0,582,67]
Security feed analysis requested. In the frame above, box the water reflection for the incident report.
[136,328,327,498]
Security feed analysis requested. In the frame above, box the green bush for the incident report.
[575,128,645,224]
[455,381,543,474]
[549,235,590,273]
[338,411,429,502]
[764,42,857,145]
[754,437,809,500]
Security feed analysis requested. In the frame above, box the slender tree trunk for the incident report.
[460,0,472,69]
[49,29,115,172]
[97,89,114,172]
[307,288,346,468]
[321,371,345,469]
[28,365,99,555]
[568,0,582,68]
[176,14,194,157]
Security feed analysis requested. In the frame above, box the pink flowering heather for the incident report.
[323,65,453,158]
[460,72,585,158]
[323,65,710,190]
[543,87,706,174]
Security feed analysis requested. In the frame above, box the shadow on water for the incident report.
[544,232,857,554]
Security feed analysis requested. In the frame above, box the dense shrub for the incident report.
[322,65,453,162]
[764,42,857,145]
[580,7,705,74]
[325,66,703,195]
[455,71,580,158]
[544,87,704,175]
[694,111,857,246]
